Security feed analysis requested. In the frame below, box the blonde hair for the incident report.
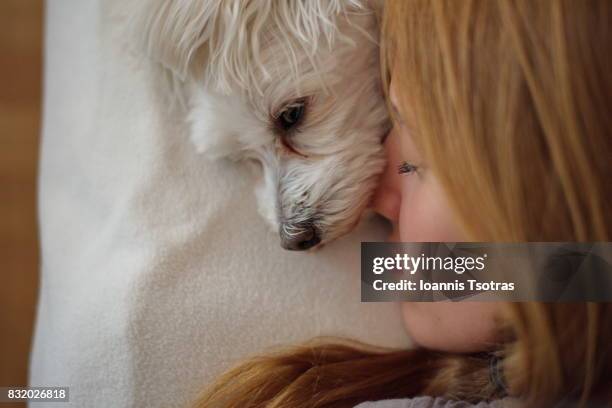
[193,1,612,407]
[384,0,610,242]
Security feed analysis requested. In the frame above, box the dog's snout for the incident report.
[280,223,321,251]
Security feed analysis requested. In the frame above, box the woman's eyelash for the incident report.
[398,162,418,175]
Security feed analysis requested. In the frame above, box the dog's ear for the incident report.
[131,0,371,92]
[130,0,218,81]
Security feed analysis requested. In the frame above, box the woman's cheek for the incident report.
[398,175,465,242]
[398,180,437,241]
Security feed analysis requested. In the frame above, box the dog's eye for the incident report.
[277,100,306,131]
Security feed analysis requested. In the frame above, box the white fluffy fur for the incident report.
[131,0,389,248]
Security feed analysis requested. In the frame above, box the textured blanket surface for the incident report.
[29,1,409,407]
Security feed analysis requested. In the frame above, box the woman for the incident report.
[194,1,611,406]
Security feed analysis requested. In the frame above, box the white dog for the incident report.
[132,0,389,250]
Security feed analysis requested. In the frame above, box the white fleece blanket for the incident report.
[29,1,409,407]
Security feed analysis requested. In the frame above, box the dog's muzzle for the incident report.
[279,222,321,251]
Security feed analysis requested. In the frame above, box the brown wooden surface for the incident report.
[0,1,43,407]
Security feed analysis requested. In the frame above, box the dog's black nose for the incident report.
[280,225,321,251]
